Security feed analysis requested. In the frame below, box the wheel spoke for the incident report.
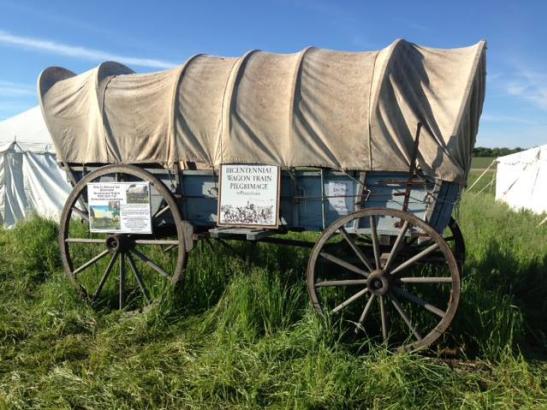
[319,251,368,277]
[369,216,381,270]
[383,221,409,272]
[73,207,89,221]
[73,249,110,276]
[331,287,369,314]
[315,279,368,287]
[119,253,125,309]
[389,243,440,275]
[91,251,119,302]
[394,287,445,318]
[399,276,452,284]
[355,293,376,333]
[162,244,177,253]
[65,238,104,244]
[339,227,373,272]
[379,295,388,341]
[153,204,170,220]
[390,295,422,341]
[76,196,89,211]
[127,252,151,304]
[131,248,171,279]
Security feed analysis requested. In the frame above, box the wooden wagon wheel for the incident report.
[307,208,461,352]
[59,165,187,310]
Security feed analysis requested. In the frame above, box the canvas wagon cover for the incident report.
[38,39,486,184]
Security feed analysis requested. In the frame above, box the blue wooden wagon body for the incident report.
[73,167,460,237]
[181,170,459,235]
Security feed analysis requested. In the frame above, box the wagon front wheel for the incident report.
[307,208,461,352]
[59,165,188,310]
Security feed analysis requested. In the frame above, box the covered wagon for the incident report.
[38,39,486,351]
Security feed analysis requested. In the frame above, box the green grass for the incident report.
[0,194,546,408]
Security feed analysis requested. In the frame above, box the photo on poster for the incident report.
[218,165,280,227]
[89,202,121,231]
[126,183,150,203]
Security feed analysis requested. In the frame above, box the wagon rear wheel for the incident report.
[307,208,461,352]
[59,165,187,310]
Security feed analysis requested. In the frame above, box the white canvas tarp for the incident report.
[495,145,547,215]
[0,107,71,227]
[39,39,487,184]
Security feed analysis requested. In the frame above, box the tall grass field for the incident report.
[0,191,545,408]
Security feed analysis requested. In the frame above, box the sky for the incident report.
[0,0,546,148]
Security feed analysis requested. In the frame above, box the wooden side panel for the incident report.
[72,167,460,234]
[427,181,460,233]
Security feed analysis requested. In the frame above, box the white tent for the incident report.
[0,106,70,227]
[495,145,547,215]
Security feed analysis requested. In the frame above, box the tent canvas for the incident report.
[495,145,547,215]
[39,39,486,185]
[0,107,70,227]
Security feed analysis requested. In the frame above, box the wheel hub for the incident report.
[105,235,133,253]
[367,269,390,296]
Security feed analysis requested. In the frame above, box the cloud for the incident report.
[0,30,177,69]
[503,68,547,111]
[0,80,35,97]
[1,2,119,39]
[0,81,36,120]
[481,113,539,125]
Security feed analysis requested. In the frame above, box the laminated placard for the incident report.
[325,180,354,215]
[88,182,152,234]
[218,165,280,227]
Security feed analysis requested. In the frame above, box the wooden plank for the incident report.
[208,227,277,241]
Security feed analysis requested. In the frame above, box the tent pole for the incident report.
[473,177,495,196]
[467,159,496,192]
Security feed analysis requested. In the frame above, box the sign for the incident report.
[88,182,152,234]
[218,165,280,227]
[325,180,354,215]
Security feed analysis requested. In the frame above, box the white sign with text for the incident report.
[88,182,152,234]
[218,165,280,227]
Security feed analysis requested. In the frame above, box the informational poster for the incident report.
[325,180,354,215]
[218,165,280,227]
[88,182,152,234]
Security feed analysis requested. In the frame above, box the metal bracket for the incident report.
[401,122,423,214]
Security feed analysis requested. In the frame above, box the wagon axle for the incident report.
[105,235,134,253]
[367,270,391,296]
